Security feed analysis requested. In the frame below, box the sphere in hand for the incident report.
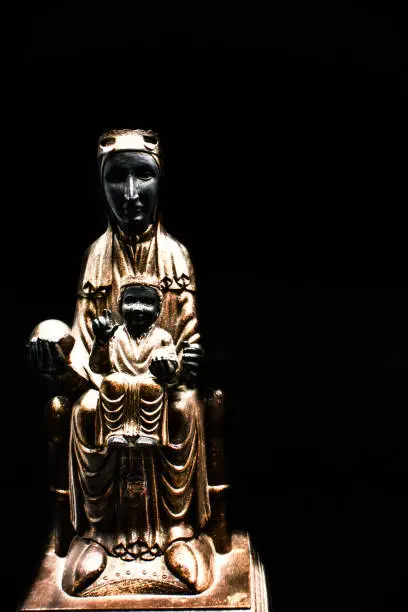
[29,319,75,356]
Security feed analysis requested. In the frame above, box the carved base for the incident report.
[20,532,270,611]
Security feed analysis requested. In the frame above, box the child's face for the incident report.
[121,285,160,333]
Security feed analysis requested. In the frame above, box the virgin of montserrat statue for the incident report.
[22,129,269,611]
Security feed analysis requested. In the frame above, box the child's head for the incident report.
[119,275,162,335]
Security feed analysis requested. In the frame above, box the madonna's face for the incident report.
[102,151,160,235]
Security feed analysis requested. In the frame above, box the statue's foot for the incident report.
[136,435,159,447]
[107,435,128,449]
[165,534,215,593]
[61,536,107,596]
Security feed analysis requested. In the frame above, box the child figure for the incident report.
[89,274,179,449]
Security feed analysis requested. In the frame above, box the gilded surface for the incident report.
[24,129,269,610]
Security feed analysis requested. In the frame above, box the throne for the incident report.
[21,384,269,611]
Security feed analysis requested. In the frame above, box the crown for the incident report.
[98,129,161,166]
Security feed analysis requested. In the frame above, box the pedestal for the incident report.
[20,532,270,612]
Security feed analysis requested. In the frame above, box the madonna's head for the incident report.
[98,129,161,235]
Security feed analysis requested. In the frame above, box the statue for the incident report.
[22,129,269,611]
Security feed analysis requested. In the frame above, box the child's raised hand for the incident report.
[92,309,119,343]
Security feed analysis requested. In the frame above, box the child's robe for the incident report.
[89,324,178,447]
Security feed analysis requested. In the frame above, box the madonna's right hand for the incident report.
[27,338,69,374]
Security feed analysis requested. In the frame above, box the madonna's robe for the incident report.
[67,222,210,559]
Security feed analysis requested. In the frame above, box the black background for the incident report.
[11,5,408,612]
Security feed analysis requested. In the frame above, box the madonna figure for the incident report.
[28,130,213,595]
[25,129,268,611]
